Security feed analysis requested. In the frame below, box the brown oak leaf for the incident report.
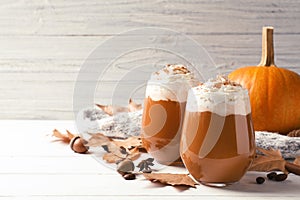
[52,129,76,143]
[87,133,142,150]
[127,147,141,161]
[103,152,124,163]
[249,148,287,173]
[86,133,113,147]
[284,156,300,176]
[88,133,127,162]
[143,173,198,188]
[113,136,143,150]
[86,133,141,163]
[102,146,141,163]
[285,162,300,176]
[294,156,300,165]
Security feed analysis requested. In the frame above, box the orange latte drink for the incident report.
[141,64,197,164]
[180,76,255,186]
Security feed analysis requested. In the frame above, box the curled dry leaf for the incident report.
[128,98,142,112]
[86,133,113,147]
[86,133,141,163]
[257,147,282,157]
[284,156,300,176]
[285,162,300,176]
[103,153,123,163]
[52,129,76,143]
[88,133,126,163]
[87,133,142,150]
[249,148,287,173]
[113,136,143,150]
[294,156,300,165]
[127,147,141,161]
[96,99,142,116]
[96,104,128,116]
[102,146,141,163]
[247,148,300,175]
[143,173,198,188]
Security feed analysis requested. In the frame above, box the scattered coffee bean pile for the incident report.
[256,172,288,184]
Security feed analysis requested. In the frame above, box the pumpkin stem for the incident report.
[258,26,276,67]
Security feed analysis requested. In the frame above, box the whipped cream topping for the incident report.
[186,75,251,116]
[145,64,198,102]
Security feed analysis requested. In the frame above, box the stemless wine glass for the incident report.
[141,64,198,165]
[180,76,256,187]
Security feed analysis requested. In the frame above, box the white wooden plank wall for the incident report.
[0,0,299,119]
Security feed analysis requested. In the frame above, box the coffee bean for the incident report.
[275,173,288,182]
[256,177,265,184]
[123,173,136,180]
[267,172,277,180]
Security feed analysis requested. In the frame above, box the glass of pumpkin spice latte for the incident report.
[141,64,198,165]
[180,76,256,187]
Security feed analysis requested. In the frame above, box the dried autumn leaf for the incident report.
[96,104,128,116]
[52,129,75,143]
[285,151,300,176]
[102,147,140,163]
[257,147,282,158]
[127,147,141,161]
[86,133,141,163]
[102,145,127,163]
[66,130,75,140]
[96,99,142,116]
[113,136,143,150]
[294,156,300,165]
[103,152,124,163]
[87,133,142,153]
[128,99,142,112]
[249,148,287,173]
[249,155,286,172]
[86,133,113,147]
[143,173,198,188]
[285,161,300,176]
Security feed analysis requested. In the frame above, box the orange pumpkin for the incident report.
[229,27,300,134]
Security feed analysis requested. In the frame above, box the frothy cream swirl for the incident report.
[146,64,198,102]
[186,75,251,116]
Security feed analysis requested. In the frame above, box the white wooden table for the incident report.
[0,120,299,199]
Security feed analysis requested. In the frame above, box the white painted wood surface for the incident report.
[0,120,299,199]
[0,0,300,119]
